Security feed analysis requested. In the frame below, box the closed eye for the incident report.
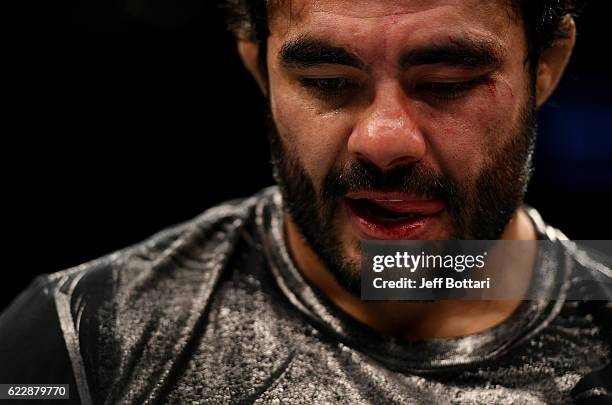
[300,77,359,94]
[416,77,487,101]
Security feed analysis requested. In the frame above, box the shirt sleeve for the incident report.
[0,275,81,404]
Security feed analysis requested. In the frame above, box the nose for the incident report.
[348,85,426,171]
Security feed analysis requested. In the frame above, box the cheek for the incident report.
[270,82,353,189]
[422,79,524,183]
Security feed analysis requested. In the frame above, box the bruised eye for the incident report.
[416,78,485,101]
[300,77,357,93]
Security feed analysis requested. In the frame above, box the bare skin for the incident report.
[238,0,576,339]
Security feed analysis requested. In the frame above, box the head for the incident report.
[226,0,579,292]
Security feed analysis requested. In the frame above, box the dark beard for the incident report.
[267,98,537,295]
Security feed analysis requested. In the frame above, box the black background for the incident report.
[3,0,611,311]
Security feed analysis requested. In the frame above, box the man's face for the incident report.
[265,0,536,290]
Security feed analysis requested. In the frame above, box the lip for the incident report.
[345,192,445,240]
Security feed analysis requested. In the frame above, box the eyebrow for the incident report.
[280,35,505,70]
[280,36,365,69]
[400,37,505,69]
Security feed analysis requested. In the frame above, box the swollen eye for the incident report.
[418,78,483,96]
[424,81,474,92]
[409,78,486,102]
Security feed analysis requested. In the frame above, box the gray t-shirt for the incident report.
[1,186,611,404]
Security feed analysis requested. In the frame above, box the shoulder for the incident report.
[60,188,270,306]
[523,206,612,354]
[0,188,277,403]
[513,207,612,402]
[60,189,269,322]
[525,206,612,301]
[526,206,612,352]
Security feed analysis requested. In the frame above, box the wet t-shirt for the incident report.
[1,187,611,404]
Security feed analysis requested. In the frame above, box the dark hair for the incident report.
[222,0,584,64]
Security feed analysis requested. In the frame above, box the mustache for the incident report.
[321,160,460,202]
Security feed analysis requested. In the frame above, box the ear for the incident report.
[237,39,269,96]
[535,16,576,108]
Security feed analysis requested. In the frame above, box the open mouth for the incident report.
[344,192,445,239]
[346,199,428,222]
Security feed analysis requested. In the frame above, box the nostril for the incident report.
[350,152,423,173]
[384,156,421,171]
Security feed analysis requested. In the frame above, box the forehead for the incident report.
[268,0,520,58]
[270,0,512,25]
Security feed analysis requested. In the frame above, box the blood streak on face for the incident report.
[486,79,498,101]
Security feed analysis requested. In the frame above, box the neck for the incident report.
[284,209,537,339]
